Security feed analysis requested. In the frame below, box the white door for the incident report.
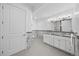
[0,4,2,56]
[2,4,27,56]
[0,4,4,56]
[0,3,1,55]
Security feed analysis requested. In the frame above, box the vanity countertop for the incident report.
[32,30,75,38]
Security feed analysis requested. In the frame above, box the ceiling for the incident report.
[32,3,75,19]
[23,3,46,12]
[22,3,76,21]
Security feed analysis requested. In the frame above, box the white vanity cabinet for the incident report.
[43,34,75,55]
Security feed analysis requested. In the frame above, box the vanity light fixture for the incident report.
[48,14,72,22]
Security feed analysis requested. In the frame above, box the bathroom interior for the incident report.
[0,3,79,56]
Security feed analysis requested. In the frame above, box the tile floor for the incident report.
[12,38,71,56]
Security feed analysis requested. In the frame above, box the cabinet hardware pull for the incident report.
[2,36,3,39]
[2,50,3,54]
[2,21,3,24]
[2,6,4,9]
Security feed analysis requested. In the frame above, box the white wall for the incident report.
[36,20,51,30]
[26,9,33,32]
[31,18,51,30]
[72,4,79,35]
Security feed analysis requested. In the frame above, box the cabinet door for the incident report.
[66,38,74,54]
[53,36,59,48]
[47,35,51,44]
[48,35,52,45]
[50,35,54,46]
[2,4,27,56]
[43,34,49,44]
[43,34,52,45]
[59,37,66,51]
